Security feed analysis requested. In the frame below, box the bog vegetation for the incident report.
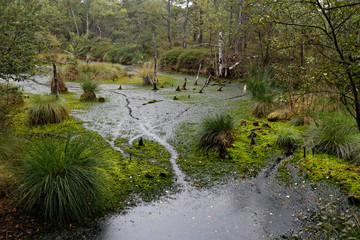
[0,0,360,238]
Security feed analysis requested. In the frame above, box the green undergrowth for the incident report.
[275,164,294,186]
[292,152,360,201]
[173,119,283,187]
[8,94,175,214]
[109,137,174,204]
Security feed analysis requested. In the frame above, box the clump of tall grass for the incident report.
[197,113,234,154]
[247,66,276,117]
[28,95,69,125]
[60,62,124,82]
[80,80,98,101]
[247,67,273,99]
[17,135,105,223]
[138,62,154,85]
[275,127,301,151]
[251,94,276,118]
[305,113,360,161]
[291,109,318,126]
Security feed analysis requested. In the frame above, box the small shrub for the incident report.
[159,47,184,70]
[305,113,360,161]
[103,45,137,64]
[251,94,276,118]
[17,135,105,223]
[197,113,234,154]
[275,127,301,151]
[29,95,69,125]
[176,48,211,73]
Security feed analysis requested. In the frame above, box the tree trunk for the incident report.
[199,8,203,44]
[167,0,172,49]
[194,63,202,85]
[96,23,102,38]
[86,4,89,36]
[152,34,158,90]
[69,3,79,36]
[300,28,304,67]
[53,63,59,100]
[218,31,223,77]
[182,0,190,48]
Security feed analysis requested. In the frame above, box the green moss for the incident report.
[292,151,360,200]
[275,164,294,186]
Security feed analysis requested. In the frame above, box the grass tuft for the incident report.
[251,94,276,118]
[197,113,234,154]
[305,113,360,161]
[275,126,301,151]
[28,95,69,125]
[17,135,105,223]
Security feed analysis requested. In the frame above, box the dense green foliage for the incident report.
[28,95,69,125]
[0,0,41,82]
[17,135,105,223]
[160,48,211,74]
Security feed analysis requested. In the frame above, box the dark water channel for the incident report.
[11,70,348,239]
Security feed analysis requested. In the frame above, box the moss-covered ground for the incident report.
[1,91,176,238]
[172,97,360,202]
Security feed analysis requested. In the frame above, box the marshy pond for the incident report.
[11,68,356,240]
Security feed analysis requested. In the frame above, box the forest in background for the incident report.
[1,1,360,238]
[1,0,360,127]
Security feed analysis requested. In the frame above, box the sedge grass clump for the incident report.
[29,95,69,125]
[17,135,105,223]
[80,80,98,101]
[251,94,276,118]
[197,113,234,154]
[291,109,318,126]
[275,127,301,152]
[246,67,273,99]
[305,113,360,161]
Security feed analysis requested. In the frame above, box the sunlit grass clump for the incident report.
[29,95,69,125]
[197,113,234,154]
[17,135,105,223]
[306,113,360,161]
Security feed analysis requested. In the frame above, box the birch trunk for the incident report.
[218,31,223,77]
